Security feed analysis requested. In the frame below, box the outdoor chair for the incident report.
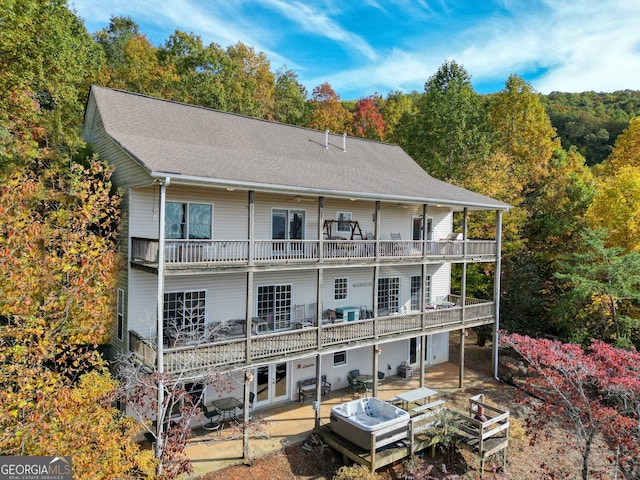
[235,391,256,423]
[349,369,360,378]
[377,371,386,389]
[202,404,221,432]
[347,375,364,397]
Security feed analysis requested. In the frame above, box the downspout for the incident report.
[156,177,170,459]
[492,210,503,380]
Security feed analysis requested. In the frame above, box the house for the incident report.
[82,85,509,438]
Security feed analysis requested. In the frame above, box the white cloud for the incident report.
[257,0,378,61]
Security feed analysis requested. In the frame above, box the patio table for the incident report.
[355,374,374,393]
[396,387,438,410]
[212,397,243,422]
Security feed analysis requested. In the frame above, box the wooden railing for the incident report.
[131,299,495,374]
[130,237,497,265]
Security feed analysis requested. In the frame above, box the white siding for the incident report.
[428,332,450,365]
[129,187,159,239]
[323,199,376,238]
[86,108,151,188]
[128,269,158,336]
[165,274,247,321]
[255,270,317,310]
[322,267,374,311]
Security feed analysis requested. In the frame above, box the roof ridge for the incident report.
[89,84,397,147]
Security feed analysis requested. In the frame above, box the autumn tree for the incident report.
[585,119,640,252]
[501,334,640,480]
[307,82,352,133]
[350,95,386,140]
[94,16,179,98]
[0,161,154,478]
[1,3,156,476]
[380,90,418,142]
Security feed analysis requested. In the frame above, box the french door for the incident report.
[272,209,305,255]
[254,362,288,408]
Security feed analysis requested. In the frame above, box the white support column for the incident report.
[493,210,504,379]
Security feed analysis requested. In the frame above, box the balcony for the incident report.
[131,237,497,268]
[129,296,496,375]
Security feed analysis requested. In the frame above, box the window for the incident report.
[334,277,348,300]
[257,284,292,330]
[410,276,421,311]
[165,202,212,239]
[117,288,125,340]
[167,382,204,417]
[333,351,347,366]
[272,209,305,240]
[163,290,206,338]
[412,216,433,241]
[336,212,352,232]
[377,277,399,314]
[425,275,432,304]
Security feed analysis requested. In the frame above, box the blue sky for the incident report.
[71,0,640,100]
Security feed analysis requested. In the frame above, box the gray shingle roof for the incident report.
[86,85,508,211]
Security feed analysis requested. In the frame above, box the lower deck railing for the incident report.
[130,300,495,374]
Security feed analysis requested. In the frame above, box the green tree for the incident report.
[380,90,418,142]
[0,0,104,165]
[222,42,275,118]
[157,30,228,109]
[553,228,640,347]
[273,68,309,125]
[398,61,490,184]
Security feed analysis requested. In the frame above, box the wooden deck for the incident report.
[130,297,495,374]
[317,394,509,473]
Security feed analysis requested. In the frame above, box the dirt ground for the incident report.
[196,331,616,480]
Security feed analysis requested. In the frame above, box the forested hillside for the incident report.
[542,90,640,166]
[1,2,639,478]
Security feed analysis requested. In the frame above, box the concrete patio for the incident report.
[184,361,496,478]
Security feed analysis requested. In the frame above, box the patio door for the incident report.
[254,362,288,408]
[272,209,305,255]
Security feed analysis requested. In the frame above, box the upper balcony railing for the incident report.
[130,296,496,374]
[131,237,497,266]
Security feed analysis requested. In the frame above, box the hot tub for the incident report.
[330,397,410,450]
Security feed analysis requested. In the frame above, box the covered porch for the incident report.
[182,346,497,478]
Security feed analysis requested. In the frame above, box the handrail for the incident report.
[130,237,497,266]
[130,300,496,373]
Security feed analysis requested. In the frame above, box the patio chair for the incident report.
[347,375,364,397]
[202,404,221,432]
[377,371,386,389]
[349,369,360,378]
[235,391,256,423]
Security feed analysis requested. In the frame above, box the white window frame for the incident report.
[336,211,352,232]
[117,288,125,341]
[334,277,349,300]
[377,276,400,314]
[333,350,347,366]
[165,201,213,240]
[163,289,207,337]
[257,284,293,330]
